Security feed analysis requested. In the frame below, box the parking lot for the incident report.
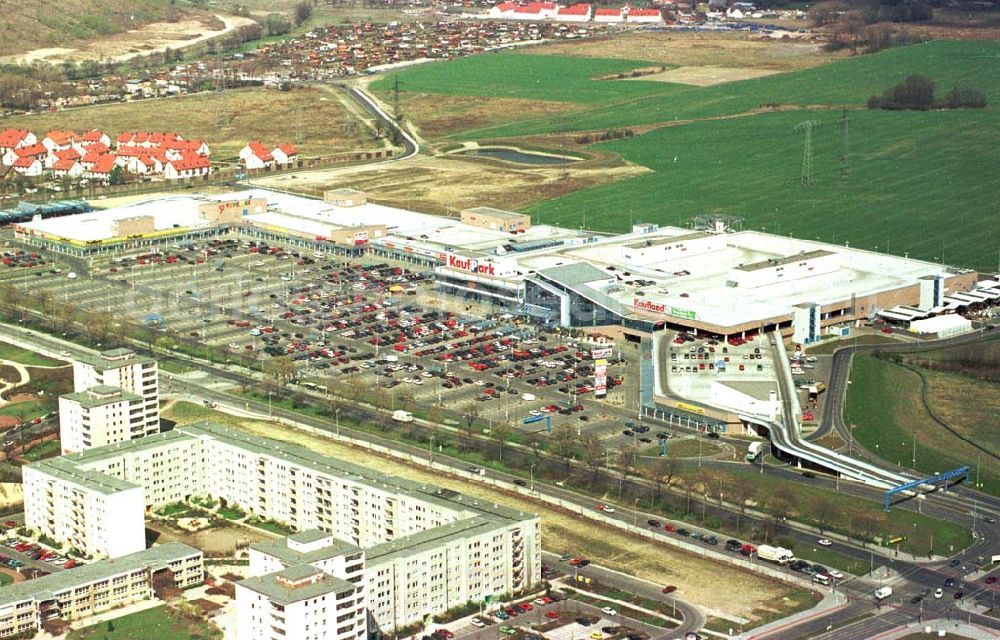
[21,234,642,447]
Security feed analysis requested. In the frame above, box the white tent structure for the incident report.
[908,314,972,337]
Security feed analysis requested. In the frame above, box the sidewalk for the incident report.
[743,589,851,639]
[872,619,1000,640]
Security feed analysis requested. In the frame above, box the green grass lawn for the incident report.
[372,53,674,104]
[20,439,60,462]
[218,506,246,520]
[68,605,219,640]
[0,573,13,587]
[0,341,64,367]
[793,544,871,576]
[0,399,48,423]
[845,354,999,497]
[525,107,999,271]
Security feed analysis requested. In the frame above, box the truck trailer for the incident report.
[757,545,795,565]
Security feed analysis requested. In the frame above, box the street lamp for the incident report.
[335,406,341,436]
[428,434,436,463]
[530,463,536,492]
[633,497,639,527]
[267,391,273,417]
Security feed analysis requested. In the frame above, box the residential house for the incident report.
[239,141,275,170]
[556,3,593,21]
[271,143,299,166]
[87,155,118,181]
[164,154,211,180]
[627,7,663,21]
[3,143,48,167]
[0,129,36,156]
[12,157,43,177]
[42,130,79,153]
[595,7,625,21]
[52,159,85,179]
[80,130,111,148]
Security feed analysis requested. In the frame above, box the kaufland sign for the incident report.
[447,254,496,276]
[633,298,666,313]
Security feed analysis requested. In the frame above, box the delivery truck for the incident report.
[392,410,414,423]
[757,545,795,565]
[874,586,893,601]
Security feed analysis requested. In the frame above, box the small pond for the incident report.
[461,147,577,165]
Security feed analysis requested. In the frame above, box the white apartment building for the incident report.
[24,421,541,632]
[58,385,144,454]
[72,349,159,440]
[22,458,146,559]
[237,564,364,640]
[0,543,202,638]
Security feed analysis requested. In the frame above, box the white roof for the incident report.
[20,195,211,241]
[909,314,972,334]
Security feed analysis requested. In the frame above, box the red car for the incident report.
[438,631,454,639]
[520,603,533,611]
[505,608,519,617]
[662,585,677,594]
[546,611,559,620]
[663,524,677,533]
[986,576,998,584]
[568,557,586,566]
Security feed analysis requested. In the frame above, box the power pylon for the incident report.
[837,108,851,178]
[794,120,822,186]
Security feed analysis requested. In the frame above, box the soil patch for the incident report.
[622,65,782,86]
[147,519,275,555]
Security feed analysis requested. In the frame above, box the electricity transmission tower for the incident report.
[392,76,402,121]
[214,59,227,127]
[837,108,851,178]
[794,120,822,186]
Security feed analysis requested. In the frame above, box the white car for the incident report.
[601,607,618,616]
[474,380,486,386]
[534,597,547,605]
[521,393,536,401]
[529,410,542,416]
[934,588,944,598]
[828,569,844,579]
[817,539,833,547]
[470,618,486,628]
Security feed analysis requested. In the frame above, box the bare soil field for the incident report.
[0,13,242,64]
[162,402,815,620]
[622,65,782,86]
[0,85,370,160]
[252,152,649,215]
[519,31,846,70]
[147,519,276,555]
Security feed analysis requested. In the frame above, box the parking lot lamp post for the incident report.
[530,463,536,492]
[335,406,341,436]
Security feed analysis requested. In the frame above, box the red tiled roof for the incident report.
[53,159,79,171]
[0,128,32,147]
[117,132,134,143]
[558,3,591,14]
[82,130,106,142]
[87,142,110,154]
[275,143,298,156]
[91,155,117,174]
[247,141,273,162]
[494,2,518,10]
[629,8,661,15]
[55,148,82,161]
[15,143,48,158]
[45,129,78,145]
[12,157,38,168]
[170,154,211,171]
[595,8,622,14]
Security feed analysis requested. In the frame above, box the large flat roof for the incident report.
[239,564,355,604]
[519,228,961,330]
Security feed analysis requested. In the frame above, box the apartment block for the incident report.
[23,421,541,632]
[0,543,202,638]
[72,348,159,440]
[23,458,146,559]
[237,564,364,640]
[58,385,144,454]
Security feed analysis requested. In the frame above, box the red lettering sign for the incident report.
[633,298,666,313]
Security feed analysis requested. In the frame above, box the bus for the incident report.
[813,574,831,586]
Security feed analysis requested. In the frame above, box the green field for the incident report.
[20,439,60,462]
[448,40,1000,139]
[845,354,999,497]
[524,107,998,271]
[374,53,674,104]
[68,605,219,640]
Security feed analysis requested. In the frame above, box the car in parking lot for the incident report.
[470,618,486,628]
[601,607,617,616]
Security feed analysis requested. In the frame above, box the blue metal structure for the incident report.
[523,415,544,425]
[884,466,970,512]
[658,437,668,457]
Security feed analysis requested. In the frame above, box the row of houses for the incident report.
[0,128,211,182]
[487,2,663,22]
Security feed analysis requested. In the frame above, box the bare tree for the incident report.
[550,422,576,474]
[491,422,513,464]
[582,434,605,486]
[461,403,481,452]
[732,481,756,532]
[812,495,835,534]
